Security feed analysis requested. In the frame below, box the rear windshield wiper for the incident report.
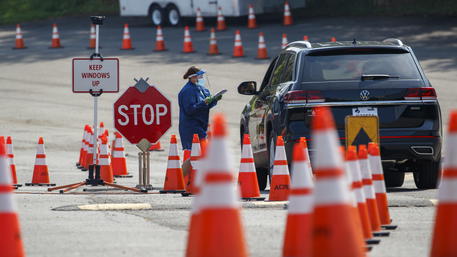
[361,74,399,81]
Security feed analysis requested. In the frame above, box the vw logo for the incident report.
[360,90,370,101]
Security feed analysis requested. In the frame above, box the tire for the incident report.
[256,167,268,191]
[149,5,164,26]
[413,159,441,189]
[165,4,181,26]
[384,169,405,188]
[267,132,277,180]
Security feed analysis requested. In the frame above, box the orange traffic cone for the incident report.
[77,125,88,168]
[88,24,96,49]
[303,35,309,41]
[346,146,375,242]
[154,26,167,51]
[13,24,26,49]
[50,23,62,48]
[299,137,312,172]
[80,126,90,171]
[283,2,293,26]
[185,114,248,257]
[0,139,25,257]
[330,36,337,42]
[161,135,186,193]
[99,135,114,183]
[121,24,134,50]
[311,107,366,256]
[26,137,55,186]
[195,8,206,31]
[112,132,132,178]
[281,33,288,49]
[232,30,245,58]
[358,145,382,232]
[247,4,257,29]
[207,28,220,55]
[84,127,95,170]
[238,134,262,200]
[216,7,227,31]
[149,141,164,151]
[282,142,314,257]
[183,149,191,162]
[368,142,392,225]
[431,111,457,257]
[256,32,269,59]
[269,136,291,201]
[185,134,201,195]
[6,137,20,186]
[182,26,195,53]
[342,146,368,249]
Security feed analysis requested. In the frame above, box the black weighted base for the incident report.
[160,190,186,194]
[382,224,398,230]
[366,239,380,245]
[114,174,133,178]
[241,197,266,201]
[373,231,390,237]
[25,183,56,187]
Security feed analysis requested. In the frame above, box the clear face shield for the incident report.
[194,71,211,90]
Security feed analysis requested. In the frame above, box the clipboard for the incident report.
[213,89,227,99]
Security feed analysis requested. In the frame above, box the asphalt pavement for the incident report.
[0,15,456,257]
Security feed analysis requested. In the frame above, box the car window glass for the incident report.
[282,53,296,82]
[301,53,421,82]
[270,53,291,86]
[259,57,278,92]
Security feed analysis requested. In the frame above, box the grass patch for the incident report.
[0,0,119,25]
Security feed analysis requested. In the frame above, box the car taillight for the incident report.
[420,87,437,100]
[404,87,437,100]
[284,90,325,104]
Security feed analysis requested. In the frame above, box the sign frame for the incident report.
[345,115,380,148]
[72,57,120,93]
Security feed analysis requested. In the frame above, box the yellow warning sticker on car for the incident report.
[345,116,379,148]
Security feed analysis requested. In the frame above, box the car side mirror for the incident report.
[238,81,257,95]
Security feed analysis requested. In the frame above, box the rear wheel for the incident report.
[413,159,441,189]
[256,168,268,191]
[166,4,181,26]
[384,168,405,188]
[149,5,164,26]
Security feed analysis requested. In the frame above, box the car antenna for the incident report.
[352,38,357,45]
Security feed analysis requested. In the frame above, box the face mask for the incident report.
[197,78,205,87]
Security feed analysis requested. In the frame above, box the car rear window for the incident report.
[300,52,422,82]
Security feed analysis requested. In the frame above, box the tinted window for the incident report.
[301,53,421,82]
[270,53,292,85]
[259,57,278,92]
[283,53,296,82]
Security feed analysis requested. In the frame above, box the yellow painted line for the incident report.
[77,203,152,211]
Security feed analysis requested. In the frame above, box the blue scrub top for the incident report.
[178,81,217,150]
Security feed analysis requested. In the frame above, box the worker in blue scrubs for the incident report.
[178,66,222,159]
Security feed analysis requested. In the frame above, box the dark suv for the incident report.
[238,39,442,190]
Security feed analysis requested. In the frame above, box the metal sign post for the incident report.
[48,16,144,194]
[136,139,153,191]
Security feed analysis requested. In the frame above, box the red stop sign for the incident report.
[114,79,171,144]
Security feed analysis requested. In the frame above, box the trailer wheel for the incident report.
[166,4,181,26]
[149,4,164,26]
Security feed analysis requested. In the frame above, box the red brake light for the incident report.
[420,87,437,100]
[284,90,324,104]
[405,87,437,100]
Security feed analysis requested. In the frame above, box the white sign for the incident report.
[72,58,119,93]
[352,107,378,116]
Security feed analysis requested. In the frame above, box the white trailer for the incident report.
[119,0,306,26]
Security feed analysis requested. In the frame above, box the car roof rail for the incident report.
[287,41,312,49]
[383,38,404,46]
